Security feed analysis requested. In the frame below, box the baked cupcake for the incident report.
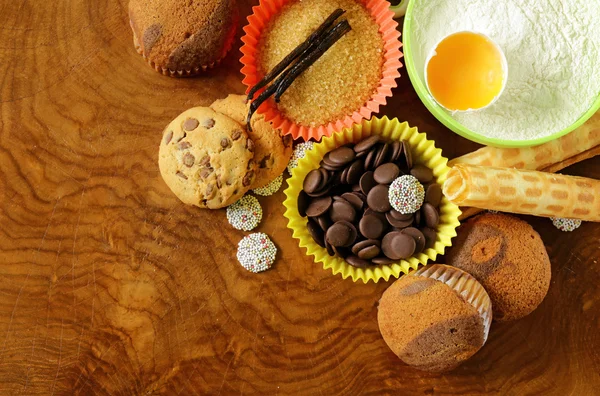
[446,213,551,322]
[210,94,293,188]
[129,0,238,76]
[241,0,403,140]
[378,265,492,373]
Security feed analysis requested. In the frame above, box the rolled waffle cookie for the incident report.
[449,112,600,170]
[443,164,600,221]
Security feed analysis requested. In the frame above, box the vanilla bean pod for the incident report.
[274,19,351,103]
[246,8,346,101]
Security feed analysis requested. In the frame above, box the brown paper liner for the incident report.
[412,264,492,342]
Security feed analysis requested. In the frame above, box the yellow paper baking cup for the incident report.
[283,116,462,283]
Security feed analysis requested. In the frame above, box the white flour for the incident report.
[410,0,600,141]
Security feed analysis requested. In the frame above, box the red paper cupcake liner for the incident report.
[240,0,403,141]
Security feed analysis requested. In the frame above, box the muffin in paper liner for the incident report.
[130,8,239,77]
[240,0,403,141]
[412,264,492,342]
[283,116,462,283]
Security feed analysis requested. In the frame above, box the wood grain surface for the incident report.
[1,1,599,394]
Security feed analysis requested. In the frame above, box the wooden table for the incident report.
[1,1,599,394]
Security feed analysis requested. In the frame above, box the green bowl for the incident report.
[403,1,600,148]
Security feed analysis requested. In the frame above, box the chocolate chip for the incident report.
[303,169,323,194]
[372,256,395,265]
[216,177,222,189]
[232,130,242,141]
[374,163,400,184]
[374,143,390,169]
[307,220,325,248]
[175,171,187,180]
[341,192,364,211]
[322,161,343,172]
[382,232,416,260]
[330,200,356,223]
[183,118,199,131]
[246,138,255,152]
[354,135,380,153]
[359,171,377,195]
[367,184,391,213]
[183,152,195,167]
[346,255,370,268]
[317,215,332,231]
[283,135,293,147]
[318,168,330,188]
[414,210,422,226]
[346,160,364,185]
[389,210,413,221]
[421,227,437,248]
[325,240,335,256]
[242,171,254,187]
[202,118,215,129]
[425,183,443,207]
[352,184,362,192]
[385,211,413,228]
[206,184,218,199]
[326,221,357,247]
[364,146,378,170]
[327,146,355,166]
[422,203,440,228]
[142,23,162,54]
[340,166,350,184]
[259,154,273,169]
[306,196,333,217]
[352,239,381,255]
[199,156,210,167]
[358,245,381,260]
[411,164,434,183]
[332,245,351,259]
[401,227,426,254]
[306,185,332,198]
[199,168,212,179]
[390,140,402,162]
[298,191,310,217]
[164,130,173,145]
[400,141,413,172]
[220,138,231,149]
[177,141,192,150]
[359,214,386,239]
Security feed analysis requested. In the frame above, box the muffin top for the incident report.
[446,213,551,322]
[129,0,237,72]
[378,273,486,373]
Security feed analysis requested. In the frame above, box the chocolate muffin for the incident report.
[447,213,551,322]
[378,265,491,373]
[129,0,238,76]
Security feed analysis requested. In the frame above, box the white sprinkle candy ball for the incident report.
[287,141,314,174]
[552,217,582,232]
[236,233,277,273]
[253,174,283,196]
[226,195,263,231]
[389,175,425,214]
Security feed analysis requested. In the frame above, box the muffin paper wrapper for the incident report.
[283,116,462,283]
[240,0,403,141]
[413,264,492,342]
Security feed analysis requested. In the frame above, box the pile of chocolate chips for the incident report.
[297,135,443,268]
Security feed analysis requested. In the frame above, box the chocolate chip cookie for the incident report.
[158,107,256,209]
[210,94,293,188]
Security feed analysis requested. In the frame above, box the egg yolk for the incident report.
[426,32,505,111]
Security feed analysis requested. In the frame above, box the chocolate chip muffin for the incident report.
[129,0,238,76]
[210,94,293,188]
[158,107,256,209]
[447,213,551,322]
[378,265,491,373]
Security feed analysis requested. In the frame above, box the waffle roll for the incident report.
[443,164,600,221]
[449,112,600,170]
